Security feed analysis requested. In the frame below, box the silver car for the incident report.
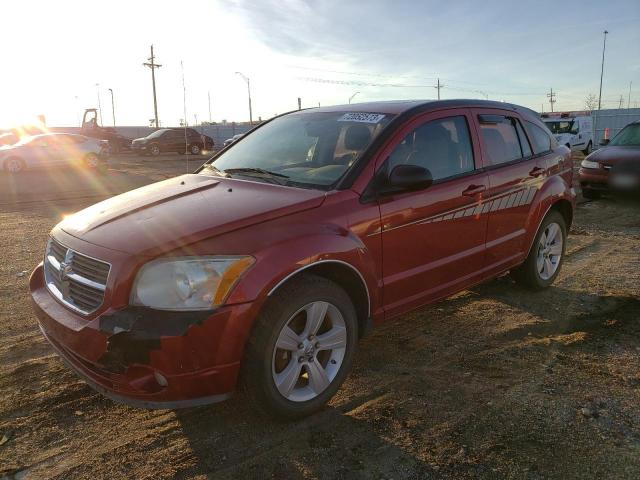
[0,133,109,173]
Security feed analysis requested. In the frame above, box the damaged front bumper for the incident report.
[30,263,257,409]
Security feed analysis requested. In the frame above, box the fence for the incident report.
[591,108,640,146]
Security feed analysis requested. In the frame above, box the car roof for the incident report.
[311,99,539,117]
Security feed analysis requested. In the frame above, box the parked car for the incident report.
[223,133,244,148]
[0,132,19,147]
[542,112,593,155]
[579,121,640,199]
[30,100,574,419]
[131,128,214,156]
[0,133,108,173]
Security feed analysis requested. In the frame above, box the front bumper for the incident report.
[30,263,258,408]
[579,167,609,191]
[130,143,148,152]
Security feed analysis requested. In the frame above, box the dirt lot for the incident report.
[1,154,639,479]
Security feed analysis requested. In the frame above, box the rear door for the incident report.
[376,109,490,317]
[472,109,544,274]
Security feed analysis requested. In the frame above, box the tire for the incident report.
[581,188,600,200]
[241,274,358,420]
[582,141,592,156]
[189,144,201,155]
[511,210,567,290]
[149,144,161,156]
[84,153,100,169]
[4,157,25,173]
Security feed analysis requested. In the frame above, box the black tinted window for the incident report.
[515,121,532,157]
[526,121,553,154]
[387,116,475,181]
[478,116,523,166]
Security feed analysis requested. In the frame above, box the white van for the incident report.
[542,112,594,155]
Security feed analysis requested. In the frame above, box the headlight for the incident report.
[581,160,600,169]
[130,256,254,310]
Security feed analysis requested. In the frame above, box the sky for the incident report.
[0,0,639,128]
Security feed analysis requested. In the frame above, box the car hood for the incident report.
[58,174,326,256]
[589,146,640,165]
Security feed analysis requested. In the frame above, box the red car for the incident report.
[30,100,575,418]
[579,121,640,199]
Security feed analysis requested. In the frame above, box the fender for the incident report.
[522,173,575,258]
[224,225,379,316]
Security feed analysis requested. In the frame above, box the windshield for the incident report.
[609,124,640,146]
[544,120,574,134]
[146,129,168,139]
[202,111,394,189]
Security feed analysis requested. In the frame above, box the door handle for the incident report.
[529,167,545,178]
[462,184,486,196]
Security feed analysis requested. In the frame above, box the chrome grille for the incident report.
[44,237,110,315]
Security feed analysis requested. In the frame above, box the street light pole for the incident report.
[235,72,253,125]
[597,30,608,111]
[108,88,115,127]
[349,91,360,104]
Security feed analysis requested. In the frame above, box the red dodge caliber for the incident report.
[30,100,575,418]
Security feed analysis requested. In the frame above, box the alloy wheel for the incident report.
[271,301,347,402]
[536,222,563,280]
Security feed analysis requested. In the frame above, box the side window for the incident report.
[525,121,553,154]
[478,115,523,166]
[515,121,532,157]
[387,116,475,181]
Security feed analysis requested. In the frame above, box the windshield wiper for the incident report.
[223,168,290,179]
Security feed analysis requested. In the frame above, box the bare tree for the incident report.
[584,93,598,111]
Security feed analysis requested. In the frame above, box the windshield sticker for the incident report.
[338,113,386,123]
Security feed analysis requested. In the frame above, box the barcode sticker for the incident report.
[338,113,386,123]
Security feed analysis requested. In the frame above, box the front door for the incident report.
[377,110,489,318]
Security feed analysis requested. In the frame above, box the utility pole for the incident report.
[628,81,632,110]
[598,30,608,111]
[95,84,103,125]
[348,91,360,104]
[208,91,212,122]
[298,97,302,110]
[108,88,115,126]
[618,95,624,109]
[547,88,556,112]
[143,45,162,128]
[235,72,253,125]
[435,78,444,100]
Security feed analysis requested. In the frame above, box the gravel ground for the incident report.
[0,154,639,479]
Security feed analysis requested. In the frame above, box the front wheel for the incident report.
[241,274,358,419]
[511,211,566,290]
[149,144,161,156]
[4,157,25,173]
[189,144,201,155]
[582,141,592,156]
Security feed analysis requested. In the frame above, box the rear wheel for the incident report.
[189,144,201,155]
[241,274,358,419]
[582,141,592,156]
[4,157,25,173]
[511,211,566,290]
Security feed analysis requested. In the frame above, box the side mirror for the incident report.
[599,138,610,146]
[388,164,433,191]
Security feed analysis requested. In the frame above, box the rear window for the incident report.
[478,116,524,166]
[526,121,553,154]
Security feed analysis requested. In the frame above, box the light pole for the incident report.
[349,91,360,104]
[235,72,253,125]
[597,30,608,111]
[95,83,103,126]
[108,88,115,127]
